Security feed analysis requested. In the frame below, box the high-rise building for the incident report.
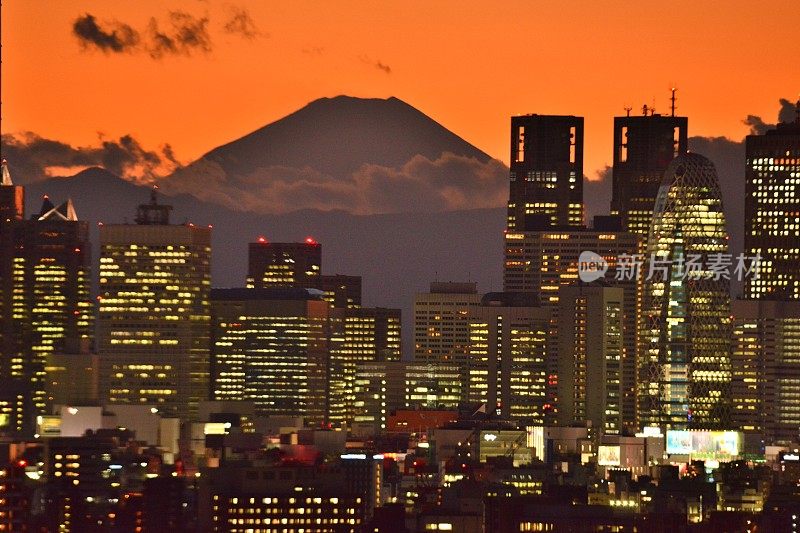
[638,153,732,430]
[503,228,641,424]
[1,187,92,436]
[0,159,24,221]
[413,282,482,404]
[210,288,329,425]
[732,299,800,445]
[319,274,362,308]
[467,292,550,423]
[507,114,584,230]
[98,190,211,421]
[328,306,401,425]
[246,237,321,289]
[557,282,627,434]
[744,107,800,300]
[611,111,688,236]
[404,363,462,410]
[352,361,408,431]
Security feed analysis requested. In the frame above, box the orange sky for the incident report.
[2,0,799,179]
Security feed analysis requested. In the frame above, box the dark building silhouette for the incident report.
[0,181,92,437]
[744,103,800,300]
[507,115,584,230]
[247,237,322,288]
[611,110,688,236]
[0,159,24,222]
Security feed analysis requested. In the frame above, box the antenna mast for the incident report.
[670,87,678,117]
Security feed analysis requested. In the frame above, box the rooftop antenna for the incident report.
[642,104,649,116]
[670,87,678,117]
[624,106,632,117]
[650,96,656,116]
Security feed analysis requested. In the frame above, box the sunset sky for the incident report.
[2,0,799,179]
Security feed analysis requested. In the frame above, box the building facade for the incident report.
[1,185,92,436]
[507,114,584,230]
[732,299,800,445]
[98,190,211,421]
[414,282,482,404]
[638,153,732,430]
[210,288,329,425]
[467,292,550,424]
[557,283,627,434]
[611,112,688,236]
[744,113,800,300]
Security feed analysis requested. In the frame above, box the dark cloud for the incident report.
[163,153,506,215]
[584,166,612,224]
[0,132,178,184]
[302,46,325,55]
[72,11,212,59]
[148,11,212,58]
[778,98,798,124]
[360,55,392,74]
[742,114,771,135]
[72,14,140,53]
[223,6,261,39]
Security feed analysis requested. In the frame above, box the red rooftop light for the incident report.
[257,236,267,244]
[305,236,317,245]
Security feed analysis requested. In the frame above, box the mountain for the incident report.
[202,95,494,178]
[159,96,508,215]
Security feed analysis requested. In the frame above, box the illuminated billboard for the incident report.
[666,430,741,457]
[598,445,621,466]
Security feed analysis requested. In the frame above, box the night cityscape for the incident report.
[1,2,799,532]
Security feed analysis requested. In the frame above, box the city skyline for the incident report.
[2,3,800,531]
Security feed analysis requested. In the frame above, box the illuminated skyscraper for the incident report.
[98,190,211,421]
[638,153,732,430]
[732,299,800,445]
[507,114,584,230]
[328,306,401,425]
[413,282,482,403]
[247,237,321,288]
[210,288,329,425]
[503,228,640,424]
[744,108,800,300]
[611,111,688,236]
[0,187,92,436]
[467,292,550,424]
[557,282,628,434]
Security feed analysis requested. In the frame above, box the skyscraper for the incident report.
[210,288,329,425]
[611,111,688,235]
[413,281,482,403]
[507,114,584,230]
[0,159,24,222]
[467,292,550,423]
[98,190,211,421]
[557,282,627,434]
[328,306,401,425]
[0,186,92,436]
[638,153,732,430]
[744,106,800,300]
[732,299,800,445]
[503,228,641,424]
[247,237,321,289]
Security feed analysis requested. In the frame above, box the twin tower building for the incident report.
[417,103,799,441]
